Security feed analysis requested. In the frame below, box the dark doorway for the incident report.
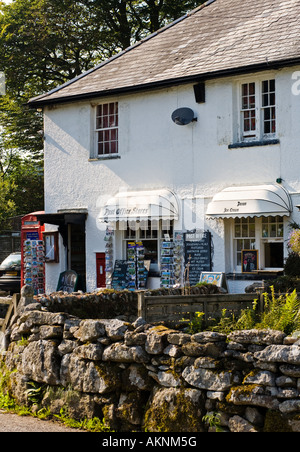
[264,242,284,268]
[69,223,86,291]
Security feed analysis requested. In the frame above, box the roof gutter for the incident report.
[28,57,300,109]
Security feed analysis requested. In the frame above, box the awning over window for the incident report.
[206,184,292,219]
[99,189,179,222]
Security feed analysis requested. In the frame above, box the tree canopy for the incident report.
[0,0,204,227]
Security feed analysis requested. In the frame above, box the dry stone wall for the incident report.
[2,287,300,432]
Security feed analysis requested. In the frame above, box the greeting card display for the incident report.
[104,227,114,288]
[127,241,148,290]
[23,239,45,295]
[160,241,174,288]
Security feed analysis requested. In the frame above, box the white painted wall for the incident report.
[43,65,300,293]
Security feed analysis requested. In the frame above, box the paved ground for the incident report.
[0,411,82,432]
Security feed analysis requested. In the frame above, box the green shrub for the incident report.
[189,287,300,335]
[284,252,300,276]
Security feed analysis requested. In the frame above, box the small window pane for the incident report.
[249,83,255,95]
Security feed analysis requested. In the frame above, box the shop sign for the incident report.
[223,201,247,214]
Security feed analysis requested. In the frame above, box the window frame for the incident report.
[238,77,276,143]
[123,220,174,274]
[95,102,119,157]
[228,216,284,273]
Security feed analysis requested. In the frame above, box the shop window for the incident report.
[231,216,284,272]
[262,216,283,238]
[124,220,173,273]
[43,232,59,263]
[95,102,118,156]
[233,218,256,268]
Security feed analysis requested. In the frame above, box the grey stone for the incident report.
[255,345,300,365]
[192,331,226,343]
[163,344,182,358]
[229,415,258,432]
[73,319,106,342]
[73,343,103,360]
[21,340,60,385]
[145,326,176,355]
[227,385,279,410]
[123,364,153,391]
[102,343,149,363]
[58,339,77,355]
[279,399,300,414]
[243,370,276,386]
[39,325,63,340]
[182,366,233,391]
[279,364,300,377]
[228,329,286,345]
[167,332,191,345]
[101,319,130,341]
[60,354,120,394]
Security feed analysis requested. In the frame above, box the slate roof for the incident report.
[29,0,300,107]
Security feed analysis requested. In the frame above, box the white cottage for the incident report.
[29,0,300,294]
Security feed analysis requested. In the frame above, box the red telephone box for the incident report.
[21,212,45,295]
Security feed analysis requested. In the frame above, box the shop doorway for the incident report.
[264,242,284,268]
[68,223,86,291]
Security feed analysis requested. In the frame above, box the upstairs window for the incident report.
[240,79,276,142]
[96,102,118,155]
[262,80,276,135]
[241,82,256,139]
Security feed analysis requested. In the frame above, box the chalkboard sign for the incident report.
[112,260,128,290]
[56,270,78,293]
[184,231,212,286]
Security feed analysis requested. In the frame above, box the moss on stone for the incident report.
[143,388,205,432]
[263,410,293,432]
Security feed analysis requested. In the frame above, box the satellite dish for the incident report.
[171,107,197,126]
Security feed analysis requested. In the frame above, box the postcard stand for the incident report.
[23,239,45,295]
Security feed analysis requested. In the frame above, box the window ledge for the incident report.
[89,155,121,161]
[228,139,280,149]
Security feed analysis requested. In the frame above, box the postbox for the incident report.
[21,211,45,295]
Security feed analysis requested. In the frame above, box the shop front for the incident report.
[206,183,293,292]
[97,189,215,291]
[98,189,180,290]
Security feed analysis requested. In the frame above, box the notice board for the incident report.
[184,231,212,286]
[111,260,128,290]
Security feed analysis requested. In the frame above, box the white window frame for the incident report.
[122,220,174,273]
[237,76,276,143]
[95,102,119,156]
[227,216,284,273]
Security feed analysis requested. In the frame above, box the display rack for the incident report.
[23,239,45,295]
[160,241,174,288]
[160,232,184,288]
[104,227,114,288]
[127,241,148,290]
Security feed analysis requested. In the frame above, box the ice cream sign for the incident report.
[223,201,247,214]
